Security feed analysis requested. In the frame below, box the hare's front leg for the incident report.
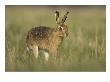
[32,45,39,58]
[50,48,59,59]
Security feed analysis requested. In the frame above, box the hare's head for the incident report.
[55,11,69,37]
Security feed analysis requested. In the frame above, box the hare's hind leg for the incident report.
[32,45,39,59]
[44,51,49,61]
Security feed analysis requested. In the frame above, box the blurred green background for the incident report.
[5,5,106,72]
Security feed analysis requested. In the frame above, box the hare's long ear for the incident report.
[61,11,69,24]
[55,11,60,24]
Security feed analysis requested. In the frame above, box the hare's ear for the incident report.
[61,11,69,24]
[55,11,60,24]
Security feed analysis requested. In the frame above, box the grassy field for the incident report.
[5,5,106,72]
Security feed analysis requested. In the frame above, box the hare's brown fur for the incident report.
[26,11,69,61]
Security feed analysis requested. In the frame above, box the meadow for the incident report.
[5,5,106,71]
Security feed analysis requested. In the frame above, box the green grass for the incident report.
[5,5,106,71]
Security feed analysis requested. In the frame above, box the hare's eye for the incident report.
[58,26,63,30]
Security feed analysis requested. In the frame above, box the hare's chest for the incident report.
[52,36,63,47]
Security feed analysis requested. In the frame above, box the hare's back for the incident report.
[30,26,53,39]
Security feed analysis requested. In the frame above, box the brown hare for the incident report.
[26,11,69,61]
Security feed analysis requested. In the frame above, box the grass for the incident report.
[5,5,106,72]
